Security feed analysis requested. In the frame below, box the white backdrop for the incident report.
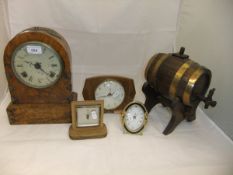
[1,1,233,175]
[7,0,180,100]
[0,0,9,103]
[176,0,233,140]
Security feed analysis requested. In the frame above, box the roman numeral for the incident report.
[51,64,57,67]
[29,76,33,82]
[48,56,54,59]
[49,71,56,78]
[18,56,24,59]
[21,71,27,78]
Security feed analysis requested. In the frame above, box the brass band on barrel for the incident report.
[183,67,204,105]
[146,54,170,85]
[169,60,193,98]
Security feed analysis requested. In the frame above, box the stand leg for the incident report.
[163,99,185,135]
[142,82,186,135]
[142,82,159,112]
[185,104,198,122]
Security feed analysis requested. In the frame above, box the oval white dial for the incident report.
[11,41,63,88]
[123,103,146,133]
[95,80,125,110]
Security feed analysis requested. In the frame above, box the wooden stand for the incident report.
[142,82,199,135]
[7,92,77,124]
[69,124,107,140]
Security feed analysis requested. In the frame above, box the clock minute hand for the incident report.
[24,61,34,66]
[34,62,50,76]
[96,92,113,98]
[39,67,50,76]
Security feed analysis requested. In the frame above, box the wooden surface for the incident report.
[82,76,136,113]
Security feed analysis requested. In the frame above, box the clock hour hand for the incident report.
[24,61,50,76]
[24,61,34,66]
[96,93,113,98]
[112,90,120,98]
[34,62,50,76]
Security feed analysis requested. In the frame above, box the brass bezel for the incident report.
[11,41,64,89]
[121,101,148,135]
[71,100,104,129]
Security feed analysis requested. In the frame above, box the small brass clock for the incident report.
[4,27,77,124]
[82,76,136,113]
[69,100,107,140]
[122,101,148,134]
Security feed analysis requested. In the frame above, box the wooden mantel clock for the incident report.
[4,27,77,124]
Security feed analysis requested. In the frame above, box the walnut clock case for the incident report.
[4,27,77,124]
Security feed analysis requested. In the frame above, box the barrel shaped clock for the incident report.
[4,27,77,124]
[143,47,216,135]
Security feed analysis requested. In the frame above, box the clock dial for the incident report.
[77,106,100,127]
[95,80,125,110]
[11,41,63,88]
[123,102,148,134]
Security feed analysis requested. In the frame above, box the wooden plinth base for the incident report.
[7,103,73,124]
[6,92,77,124]
[69,124,107,140]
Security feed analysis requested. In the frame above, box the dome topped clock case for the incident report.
[4,27,77,124]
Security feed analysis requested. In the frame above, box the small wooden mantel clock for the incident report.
[4,27,77,124]
[69,100,107,140]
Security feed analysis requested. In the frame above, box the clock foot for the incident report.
[69,124,107,140]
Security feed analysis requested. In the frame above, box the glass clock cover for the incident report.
[123,102,147,133]
[77,106,100,127]
[11,41,63,88]
[95,80,125,110]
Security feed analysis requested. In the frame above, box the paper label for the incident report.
[91,110,98,119]
[26,45,42,54]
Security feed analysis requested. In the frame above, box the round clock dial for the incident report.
[122,102,148,134]
[11,41,63,88]
[95,80,125,110]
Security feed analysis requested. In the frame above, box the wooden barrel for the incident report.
[145,52,212,106]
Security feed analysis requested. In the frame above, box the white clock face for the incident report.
[11,41,63,88]
[95,80,125,110]
[124,103,146,133]
[77,106,100,127]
